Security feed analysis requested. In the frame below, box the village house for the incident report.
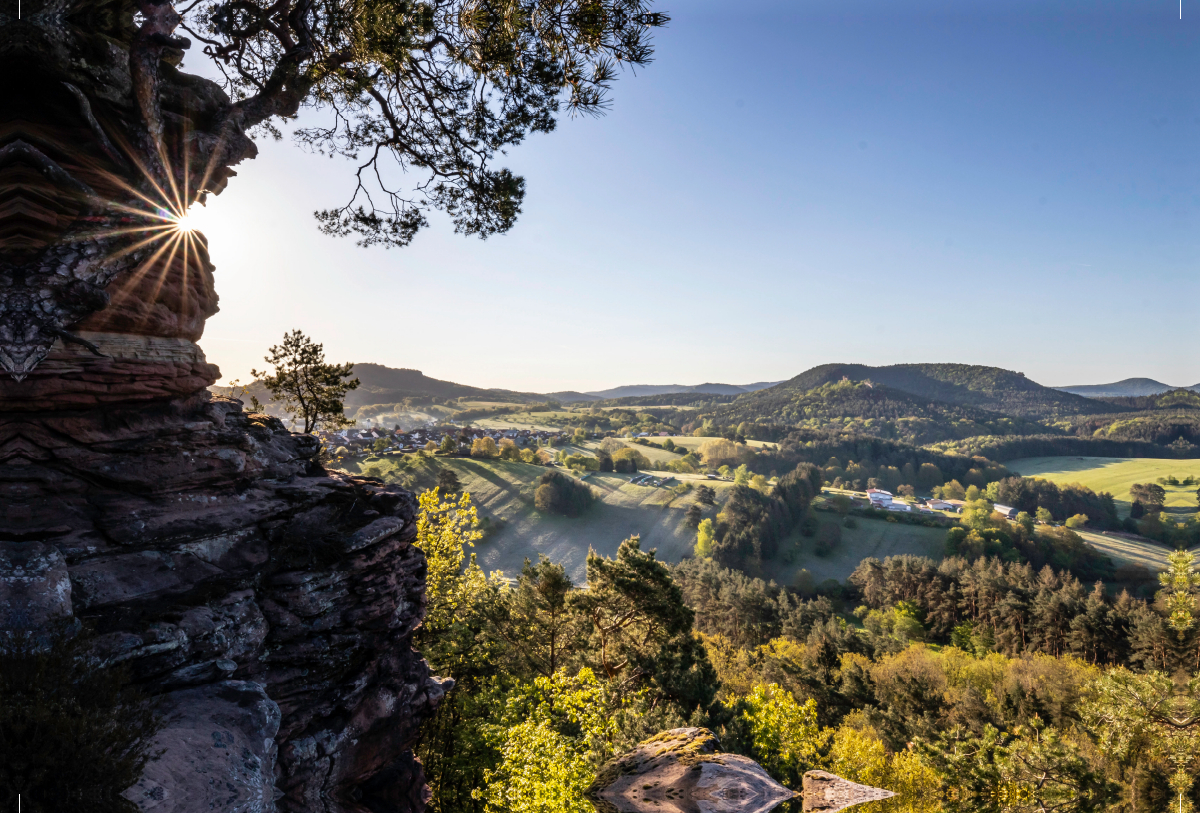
[866,488,893,507]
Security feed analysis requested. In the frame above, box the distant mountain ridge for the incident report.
[550,381,783,402]
[216,363,785,409]
[1054,378,1200,398]
[344,364,536,407]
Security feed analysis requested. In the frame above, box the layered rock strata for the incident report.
[0,389,447,812]
[0,4,445,809]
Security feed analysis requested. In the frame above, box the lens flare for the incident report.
[173,212,196,232]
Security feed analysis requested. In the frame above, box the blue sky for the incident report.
[188,0,1198,392]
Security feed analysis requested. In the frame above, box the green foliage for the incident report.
[695,518,714,558]
[730,684,823,787]
[534,472,595,517]
[570,538,718,713]
[708,463,821,567]
[610,447,651,473]
[478,669,612,813]
[1160,550,1200,633]
[187,0,668,248]
[713,378,1048,446]
[562,453,599,472]
[251,330,359,432]
[1065,513,1088,529]
[918,722,1117,813]
[487,557,576,679]
[472,437,500,458]
[417,487,488,634]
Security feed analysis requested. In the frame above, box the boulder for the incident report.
[124,681,281,813]
[801,770,896,812]
[588,728,797,813]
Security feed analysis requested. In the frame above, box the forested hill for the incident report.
[710,379,1047,444]
[342,364,541,407]
[214,364,545,409]
[747,362,1118,419]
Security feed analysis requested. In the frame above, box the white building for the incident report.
[866,488,893,507]
[994,504,1019,520]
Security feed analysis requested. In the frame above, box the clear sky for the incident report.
[187,0,1198,393]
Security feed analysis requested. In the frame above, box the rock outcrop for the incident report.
[800,770,896,812]
[587,728,798,813]
[0,393,446,811]
[0,4,445,808]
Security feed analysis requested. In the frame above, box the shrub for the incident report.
[534,471,596,517]
[563,453,600,472]
[814,522,842,556]
[799,514,820,538]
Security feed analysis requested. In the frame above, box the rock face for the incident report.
[0,3,445,811]
[587,728,798,813]
[0,393,446,811]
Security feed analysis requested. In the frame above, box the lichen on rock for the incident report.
[588,727,798,813]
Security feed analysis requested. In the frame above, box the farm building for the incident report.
[993,504,1019,520]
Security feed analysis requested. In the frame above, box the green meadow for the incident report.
[1007,456,1200,517]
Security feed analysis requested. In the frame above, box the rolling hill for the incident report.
[710,378,1047,444]
[564,382,780,401]
[742,363,1117,419]
[218,364,785,411]
[214,364,546,410]
[1055,378,1178,398]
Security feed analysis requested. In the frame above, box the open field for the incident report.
[1007,457,1200,517]
[342,454,733,583]
[766,517,947,587]
[1073,530,1177,572]
[343,451,1192,593]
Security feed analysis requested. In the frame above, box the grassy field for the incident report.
[339,452,1200,599]
[765,517,948,587]
[473,411,577,432]
[338,453,940,586]
[1006,456,1200,517]
[1073,530,1178,572]
[342,454,734,583]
